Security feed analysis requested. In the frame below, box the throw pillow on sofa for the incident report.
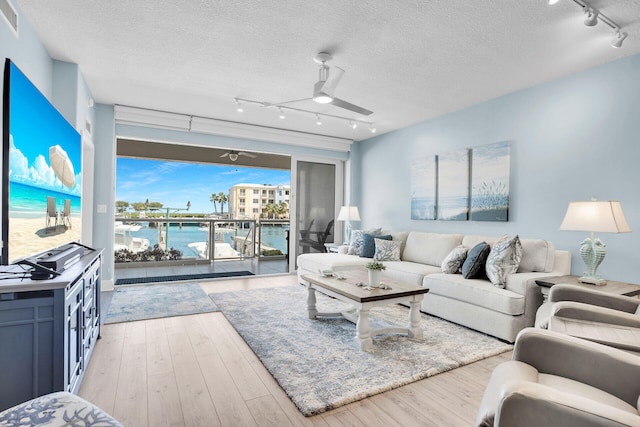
[373,238,402,261]
[360,234,392,258]
[441,245,468,274]
[486,235,523,288]
[461,242,491,279]
[347,228,381,255]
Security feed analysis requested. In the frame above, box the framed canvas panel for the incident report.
[471,141,510,221]
[437,148,469,221]
[410,155,437,220]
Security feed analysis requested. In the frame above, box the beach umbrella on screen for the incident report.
[49,145,75,189]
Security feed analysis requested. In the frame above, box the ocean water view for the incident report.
[10,182,81,219]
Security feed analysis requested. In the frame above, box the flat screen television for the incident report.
[2,58,82,264]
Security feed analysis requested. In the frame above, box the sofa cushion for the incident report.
[402,232,463,266]
[486,235,523,288]
[424,273,525,315]
[384,261,442,286]
[360,233,391,258]
[373,238,402,261]
[462,242,491,279]
[297,253,369,273]
[518,239,556,273]
[347,228,381,255]
[441,245,468,274]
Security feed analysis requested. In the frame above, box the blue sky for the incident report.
[116,158,291,213]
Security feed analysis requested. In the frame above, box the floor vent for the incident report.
[0,0,18,35]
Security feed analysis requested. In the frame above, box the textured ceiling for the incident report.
[16,0,640,142]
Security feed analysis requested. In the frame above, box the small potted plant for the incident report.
[365,260,386,288]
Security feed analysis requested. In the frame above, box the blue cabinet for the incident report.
[0,247,102,411]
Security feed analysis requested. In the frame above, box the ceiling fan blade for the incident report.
[272,97,313,106]
[330,97,373,116]
[239,152,257,158]
[220,153,230,158]
[321,66,344,97]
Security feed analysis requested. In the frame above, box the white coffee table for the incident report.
[302,270,429,351]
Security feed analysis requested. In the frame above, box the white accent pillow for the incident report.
[373,239,401,261]
[441,245,468,274]
[486,235,523,288]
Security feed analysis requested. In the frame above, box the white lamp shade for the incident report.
[337,206,361,222]
[559,201,631,233]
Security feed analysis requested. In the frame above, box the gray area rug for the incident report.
[210,285,512,416]
[104,283,219,324]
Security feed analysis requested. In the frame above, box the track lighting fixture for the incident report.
[548,1,629,48]
[583,7,599,27]
[611,30,628,48]
[232,97,374,131]
[234,98,243,112]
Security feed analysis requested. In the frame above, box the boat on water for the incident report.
[187,241,240,259]
[114,222,150,253]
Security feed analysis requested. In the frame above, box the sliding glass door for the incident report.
[290,157,343,271]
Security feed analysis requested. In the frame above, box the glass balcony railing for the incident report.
[114,217,289,264]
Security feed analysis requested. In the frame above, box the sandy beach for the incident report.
[9,216,82,262]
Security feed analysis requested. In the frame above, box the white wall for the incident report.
[355,54,640,283]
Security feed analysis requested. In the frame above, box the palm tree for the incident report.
[264,203,276,219]
[217,192,228,217]
[277,201,289,219]
[209,193,218,214]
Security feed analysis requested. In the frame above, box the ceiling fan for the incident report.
[220,150,257,162]
[276,52,373,116]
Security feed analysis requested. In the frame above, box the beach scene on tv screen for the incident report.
[8,62,82,262]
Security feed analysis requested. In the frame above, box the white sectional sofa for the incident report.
[297,231,571,342]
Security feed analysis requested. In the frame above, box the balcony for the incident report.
[114,218,289,266]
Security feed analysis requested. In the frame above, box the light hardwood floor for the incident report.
[80,274,510,426]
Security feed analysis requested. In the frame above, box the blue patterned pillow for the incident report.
[360,234,391,258]
[461,242,490,279]
[373,239,401,261]
[486,235,522,288]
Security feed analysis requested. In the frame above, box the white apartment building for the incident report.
[228,183,290,219]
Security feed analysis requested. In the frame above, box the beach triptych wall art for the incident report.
[470,141,510,221]
[410,141,510,222]
[410,155,436,220]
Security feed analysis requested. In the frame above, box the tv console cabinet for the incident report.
[0,246,102,411]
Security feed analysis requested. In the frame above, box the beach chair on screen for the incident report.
[62,199,72,229]
[45,196,59,232]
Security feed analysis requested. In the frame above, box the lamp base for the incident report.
[577,275,607,286]
[579,237,607,286]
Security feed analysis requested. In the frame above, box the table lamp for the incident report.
[337,206,360,244]
[559,200,631,285]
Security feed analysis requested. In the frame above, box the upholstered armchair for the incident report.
[545,284,640,353]
[476,328,640,427]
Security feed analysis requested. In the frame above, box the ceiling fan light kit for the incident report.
[549,0,629,48]
[220,150,257,162]
[232,52,376,134]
